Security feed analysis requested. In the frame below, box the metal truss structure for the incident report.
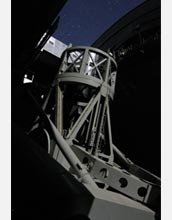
[28,46,160,220]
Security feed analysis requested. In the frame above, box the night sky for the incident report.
[53,0,145,46]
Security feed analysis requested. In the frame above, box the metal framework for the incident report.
[28,46,160,220]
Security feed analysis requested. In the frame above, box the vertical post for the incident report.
[56,85,63,134]
[53,85,70,168]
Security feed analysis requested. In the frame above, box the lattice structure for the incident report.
[28,46,160,220]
